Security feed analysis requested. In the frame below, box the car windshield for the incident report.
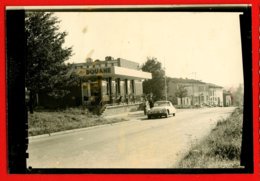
[154,102,170,107]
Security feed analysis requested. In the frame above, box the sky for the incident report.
[54,11,244,88]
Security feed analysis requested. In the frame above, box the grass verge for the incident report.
[28,108,129,136]
[178,107,243,168]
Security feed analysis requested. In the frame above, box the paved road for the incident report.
[27,107,236,168]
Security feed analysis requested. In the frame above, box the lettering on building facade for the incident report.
[86,67,111,75]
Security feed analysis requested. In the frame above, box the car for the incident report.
[147,101,176,119]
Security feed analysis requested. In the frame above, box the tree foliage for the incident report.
[141,57,165,101]
[25,12,76,98]
[175,85,188,106]
[232,84,244,106]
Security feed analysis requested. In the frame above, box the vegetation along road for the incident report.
[27,107,236,168]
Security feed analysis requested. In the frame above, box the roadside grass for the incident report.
[28,108,129,136]
[178,107,243,168]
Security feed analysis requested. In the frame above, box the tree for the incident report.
[175,85,188,106]
[25,12,74,113]
[232,84,244,106]
[141,57,165,101]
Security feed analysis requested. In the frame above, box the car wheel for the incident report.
[148,115,151,119]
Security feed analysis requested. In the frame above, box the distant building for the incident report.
[208,83,224,107]
[223,90,233,107]
[167,78,224,107]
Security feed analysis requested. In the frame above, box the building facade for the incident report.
[167,78,224,107]
[38,58,151,109]
[73,58,151,107]
[208,83,224,106]
[223,90,233,107]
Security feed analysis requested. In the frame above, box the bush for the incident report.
[212,141,241,160]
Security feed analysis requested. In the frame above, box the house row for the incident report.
[167,78,232,107]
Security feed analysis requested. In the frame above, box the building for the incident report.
[167,78,224,107]
[223,90,233,107]
[38,57,151,110]
[73,58,151,107]
[208,83,224,106]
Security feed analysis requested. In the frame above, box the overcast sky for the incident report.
[54,11,244,88]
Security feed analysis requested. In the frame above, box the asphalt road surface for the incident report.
[27,107,236,168]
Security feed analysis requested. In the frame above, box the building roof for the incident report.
[168,77,223,88]
[207,83,223,88]
[169,77,206,84]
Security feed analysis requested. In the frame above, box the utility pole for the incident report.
[164,60,167,101]
[193,72,197,80]
[191,72,197,106]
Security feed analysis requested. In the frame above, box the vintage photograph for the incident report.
[7,5,252,171]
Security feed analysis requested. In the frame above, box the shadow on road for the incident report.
[140,116,171,121]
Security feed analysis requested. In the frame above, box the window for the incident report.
[120,81,125,95]
[135,81,143,95]
[127,80,131,94]
[102,80,108,95]
[111,80,116,95]
[154,102,170,107]
[199,86,205,91]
